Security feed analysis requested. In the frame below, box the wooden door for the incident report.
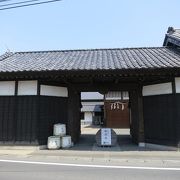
[105,100,130,128]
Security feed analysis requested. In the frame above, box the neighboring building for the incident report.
[163,27,180,47]
[0,27,180,148]
[81,92,103,125]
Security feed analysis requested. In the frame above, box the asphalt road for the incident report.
[0,161,180,180]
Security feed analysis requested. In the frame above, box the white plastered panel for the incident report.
[84,112,93,122]
[18,80,37,95]
[0,81,15,95]
[105,91,121,100]
[175,77,180,93]
[143,82,172,96]
[40,85,68,97]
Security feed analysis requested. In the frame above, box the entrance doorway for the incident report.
[79,92,104,150]
[77,91,133,151]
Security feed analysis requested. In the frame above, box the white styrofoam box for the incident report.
[0,81,15,95]
[40,85,68,97]
[61,136,72,148]
[143,82,172,96]
[47,136,61,150]
[18,80,37,95]
[53,123,66,136]
[175,77,180,93]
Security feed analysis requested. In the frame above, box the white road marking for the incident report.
[0,159,180,171]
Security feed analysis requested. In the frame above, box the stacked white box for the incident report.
[47,136,61,149]
[47,123,73,149]
[61,135,72,148]
[53,123,66,136]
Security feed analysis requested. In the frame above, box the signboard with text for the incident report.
[101,128,111,146]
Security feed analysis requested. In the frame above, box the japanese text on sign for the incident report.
[101,128,111,146]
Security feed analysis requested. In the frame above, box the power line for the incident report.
[0,0,12,3]
[0,0,43,7]
[0,0,62,10]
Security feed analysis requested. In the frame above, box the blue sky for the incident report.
[0,0,180,54]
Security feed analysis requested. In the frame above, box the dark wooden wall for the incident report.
[175,94,180,147]
[16,96,38,143]
[0,96,68,145]
[0,96,38,144]
[143,94,177,146]
[38,96,68,145]
[0,96,16,143]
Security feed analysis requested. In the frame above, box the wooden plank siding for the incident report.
[0,96,68,145]
[16,96,38,143]
[0,96,38,144]
[174,94,180,147]
[143,94,177,146]
[38,96,68,145]
[0,96,16,143]
[104,100,130,128]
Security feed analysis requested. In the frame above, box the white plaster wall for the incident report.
[0,81,15,95]
[175,77,180,93]
[81,92,103,100]
[18,80,37,95]
[40,85,68,97]
[143,82,172,96]
[122,91,129,100]
[84,112,93,123]
[105,91,122,100]
[81,101,104,106]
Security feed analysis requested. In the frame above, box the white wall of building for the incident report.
[0,81,15,95]
[40,85,68,97]
[81,92,103,100]
[175,77,180,93]
[143,82,172,96]
[18,80,37,95]
[83,112,93,124]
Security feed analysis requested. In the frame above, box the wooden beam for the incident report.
[37,80,40,96]
[15,81,18,96]
[172,78,176,94]
[73,82,139,92]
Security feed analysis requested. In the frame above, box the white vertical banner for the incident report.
[101,128,111,146]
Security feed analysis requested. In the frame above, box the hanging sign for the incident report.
[101,128,111,146]
[110,101,126,110]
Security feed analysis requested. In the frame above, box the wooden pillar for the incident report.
[67,88,81,143]
[137,86,145,146]
[129,86,145,146]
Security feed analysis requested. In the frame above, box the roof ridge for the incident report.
[0,52,14,61]
[15,47,165,54]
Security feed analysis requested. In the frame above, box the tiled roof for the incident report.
[0,47,180,73]
[164,27,180,47]
[167,29,180,40]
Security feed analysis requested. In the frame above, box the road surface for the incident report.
[0,160,180,180]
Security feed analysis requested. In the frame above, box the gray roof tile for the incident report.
[164,27,180,47]
[0,47,180,73]
[168,29,180,40]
